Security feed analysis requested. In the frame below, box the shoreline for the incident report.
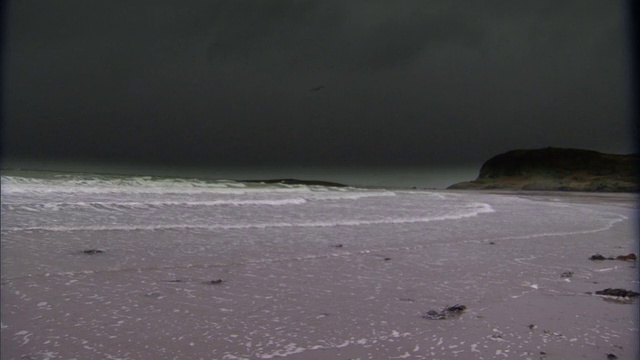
[447,189,639,208]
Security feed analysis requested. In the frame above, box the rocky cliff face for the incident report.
[448,148,638,192]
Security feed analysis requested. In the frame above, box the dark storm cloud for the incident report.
[1,0,634,167]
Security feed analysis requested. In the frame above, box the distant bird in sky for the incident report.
[310,85,325,91]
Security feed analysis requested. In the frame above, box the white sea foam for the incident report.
[0,175,392,199]
[487,210,627,242]
[308,191,397,200]
[1,174,250,191]
[1,198,309,211]
[1,202,495,232]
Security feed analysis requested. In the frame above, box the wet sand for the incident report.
[1,191,638,359]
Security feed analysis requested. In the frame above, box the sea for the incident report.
[1,170,638,359]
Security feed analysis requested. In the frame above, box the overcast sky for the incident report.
[1,0,635,169]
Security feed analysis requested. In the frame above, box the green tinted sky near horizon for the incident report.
[1,1,635,168]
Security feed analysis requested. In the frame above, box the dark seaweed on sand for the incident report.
[560,271,574,278]
[82,249,104,254]
[595,288,640,298]
[422,304,467,320]
[589,253,637,261]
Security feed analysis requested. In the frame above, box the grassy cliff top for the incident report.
[448,148,638,192]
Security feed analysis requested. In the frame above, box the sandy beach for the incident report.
[1,187,638,360]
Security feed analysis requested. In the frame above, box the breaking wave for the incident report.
[1,198,309,212]
[1,202,495,232]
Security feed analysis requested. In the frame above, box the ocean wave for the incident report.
[1,179,248,195]
[1,175,372,196]
[1,202,495,232]
[1,198,309,211]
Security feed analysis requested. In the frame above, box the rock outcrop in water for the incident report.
[447,147,638,192]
